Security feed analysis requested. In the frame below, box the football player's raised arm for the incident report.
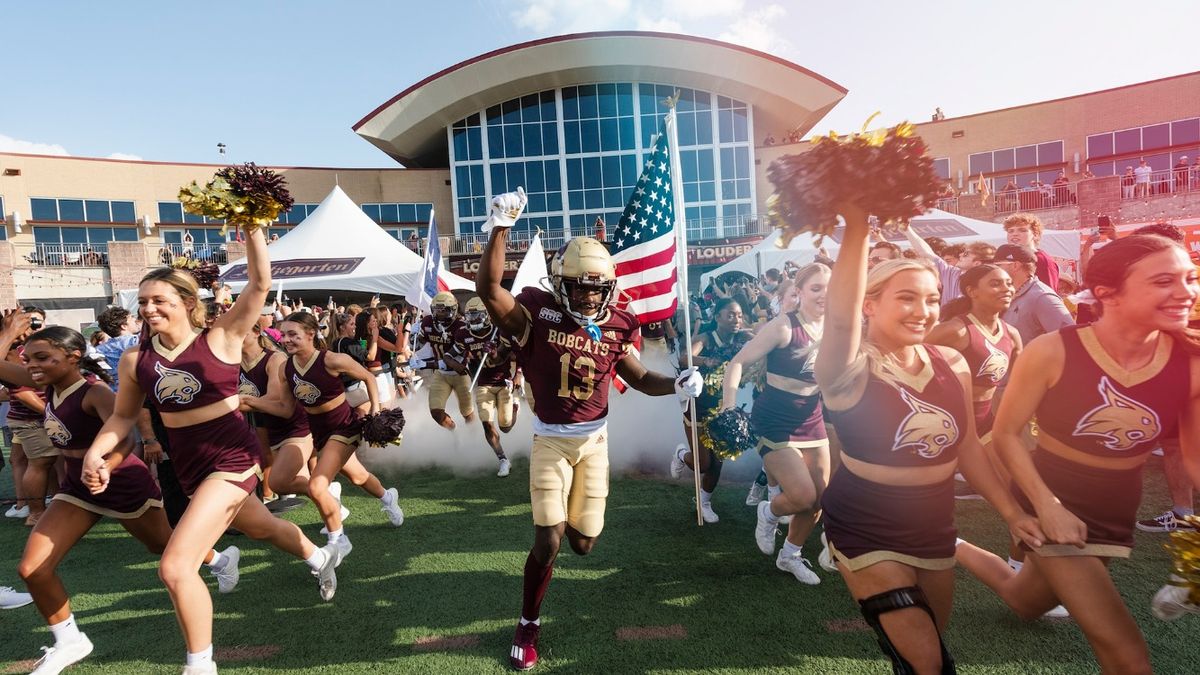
[478,226,529,339]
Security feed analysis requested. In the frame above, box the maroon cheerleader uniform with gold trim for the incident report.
[240,351,311,449]
[1015,325,1188,558]
[284,350,361,449]
[822,345,969,571]
[135,330,261,496]
[959,314,1015,443]
[46,378,163,519]
[751,312,826,455]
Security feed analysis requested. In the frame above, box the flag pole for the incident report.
[665,99,704,527]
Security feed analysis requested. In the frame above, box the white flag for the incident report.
[511,231,549,294]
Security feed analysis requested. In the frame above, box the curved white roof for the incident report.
[354,31,847,167]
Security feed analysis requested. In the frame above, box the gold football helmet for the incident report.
[430,291,458,323]
[464,296,490,331]
[550,237,617,322]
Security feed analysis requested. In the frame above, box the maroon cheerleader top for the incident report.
[43,378,105,451]
[1037,326,1188,458]
[241,351,309,431]
[826,345,968,467]
[751,312,827,449]
[284,350,344,407]
[960,314,1015,390]
[135,330,240,412]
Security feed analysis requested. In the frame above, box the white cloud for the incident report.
[0,133,69,156]
[661,0,744,20]
[717,3,792,55]
[107,152,143,161]
[510,0,633,33]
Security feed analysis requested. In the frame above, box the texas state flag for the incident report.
[411,210,448,311]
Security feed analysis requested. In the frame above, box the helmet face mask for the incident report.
[430,291,458,323]
[550,237,617,324]
[464,297,490,331]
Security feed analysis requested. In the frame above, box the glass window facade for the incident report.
[1086,115,1200,176]
[0,196,5,240]
[158,201,225,225]
[31,198,136,223]
[361,202,434,224]
[32,225,138,252]
[448,83,755,239]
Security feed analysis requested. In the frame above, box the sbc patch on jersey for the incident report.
[539,307,563,323]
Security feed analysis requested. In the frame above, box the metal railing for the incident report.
[934,196,959,214]
[158,243,228,265]
[1119,167,1200,200]
[20,243,109,267]
[993,185,1075,214]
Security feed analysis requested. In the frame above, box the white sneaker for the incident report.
[380,488,404,526]
[313,544,339,602]
[330,535,353,567]
[210,546,240,594]
[498,459,511,477]
[777,550,821,585]
[755,501,778,555]
[181,662,218,674]
[699,500,719,524]
[1043,604,1071,619]
[670,444,687,479]
[817,532,838,572]
[745,482,766,506]
[5,504,30,519]
[1153,579,1200,621]
[30,634,94,675]
[0,585,33,609]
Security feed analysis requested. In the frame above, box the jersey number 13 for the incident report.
[558,353,596,400]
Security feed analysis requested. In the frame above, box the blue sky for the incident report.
[2,0,1196,167]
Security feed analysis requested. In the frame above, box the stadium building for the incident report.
[1,31,1198,325]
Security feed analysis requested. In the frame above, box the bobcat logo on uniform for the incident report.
[237,372,261,398]
[977,339,1010,384]
[894,388,959,459]
[153,362,202,405]
[1074,376,1161,452]
[291,374,321,405]
[43,407,71,446]
[539,307,562,323]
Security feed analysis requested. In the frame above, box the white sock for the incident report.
[762,501,780,523]
[1008,557,1024,572]
[519,616,540,626]
[767,485,783,501]
[49,614,82,646]
[954,538,966,547]
[700,489,712,505]
[186,645,213,667]
[781,540,802,558]
[305,547,328,571]
[327,527,344,544]
[206,550,225,570]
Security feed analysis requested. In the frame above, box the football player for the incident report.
[443,297,520,477]
[410,292,475,430]
[476,188,702,671]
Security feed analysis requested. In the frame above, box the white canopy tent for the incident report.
[219,186,472,300]
[699,209,1082,287]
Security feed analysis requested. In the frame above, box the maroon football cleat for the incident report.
[509,621,541,671]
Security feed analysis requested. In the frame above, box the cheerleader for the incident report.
[670,297,752,522]
[244,311,405,565]
[721,264,833,584]
[956,235,1199,674]
[0,322,238,675]
[82,228,338,675]
[815,206,1038,673]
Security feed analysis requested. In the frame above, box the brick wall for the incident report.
[108,242,157,295]
[0,242,15,308]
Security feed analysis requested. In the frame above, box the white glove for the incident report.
[675,367,703,400]
[409,357,427,370]
[437,359,448,371]
[482,187,527,232]
[504,378,514,393]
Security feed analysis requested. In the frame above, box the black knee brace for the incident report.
[859,586,956,675]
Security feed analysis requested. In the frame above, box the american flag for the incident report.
[610,118,680,324]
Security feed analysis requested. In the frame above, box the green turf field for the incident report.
[0,457,1197,674]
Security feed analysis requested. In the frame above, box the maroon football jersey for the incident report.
[284,350,343,407]
[449,326,514,387]
[418,315,466,361]
[135,330,239,413]
[960,314,1015,390]
[641,321,667,340]
[826,346,969,467]
[43,378,105,451]
[513,288,638,425]
[1037,326,1188,458]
